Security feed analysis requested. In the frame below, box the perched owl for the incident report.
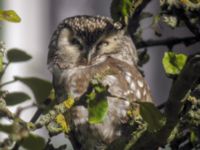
[48,15,152,150]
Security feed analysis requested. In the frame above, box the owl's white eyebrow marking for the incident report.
[137,80,144,88]
[136,89,141,99]
[58,28,70,47]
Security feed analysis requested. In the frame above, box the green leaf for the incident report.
[88,97,108,124]
[111,0,145,24]
[137,102,166,132]
[111,0,133,23]
[14,76,52,104]
[48,88,56,100]
[5,92,30,106]
[190,130,198,144]
[162,52,188,75]
[7,49,32,62]
[21,134,45,150]
[0,124,13,134]
[88,82,109,124]
[0,10,21,23]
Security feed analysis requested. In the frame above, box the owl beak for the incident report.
[87,53,92,65]
[87,47,95,65]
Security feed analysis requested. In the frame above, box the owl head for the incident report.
[48,15,138,71]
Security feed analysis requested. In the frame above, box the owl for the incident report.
[48,15,152,150]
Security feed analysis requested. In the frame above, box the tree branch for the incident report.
[131,54,200,149]
[128,0,152,40]
[136,36,200,49]
[176,8,200,40]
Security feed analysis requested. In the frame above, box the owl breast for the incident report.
[61,57,152,149]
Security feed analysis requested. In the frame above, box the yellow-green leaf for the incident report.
[88,97,108,124]
[162,51,188,75]
[0,10,21,23]
[48,88,56,101]
[88,82,108,124]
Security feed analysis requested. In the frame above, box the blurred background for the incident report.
[1,0,199,149]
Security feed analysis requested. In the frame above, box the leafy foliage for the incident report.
[7,49,32,62]
[0,124,13,134]
[87,80,109,124]
[162,52,188,75]
[21,134,45,150]
[111,0,142,24]
[5,92,30,106]
[111,0,131,23]
[138,102,166,132]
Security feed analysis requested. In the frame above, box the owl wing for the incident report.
[102,57,153,103]
[62,57,153,149]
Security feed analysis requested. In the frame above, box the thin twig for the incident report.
[16,103,36,117]
[0,79,17,88]
[157,102,166,110]
[176,8,200,40]
[0,63,10,79]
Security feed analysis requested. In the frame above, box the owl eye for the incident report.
[96,41,109,50]
[70,38,83,50]
[70,38,81,45]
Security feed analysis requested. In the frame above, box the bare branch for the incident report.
[136,36,200,49]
